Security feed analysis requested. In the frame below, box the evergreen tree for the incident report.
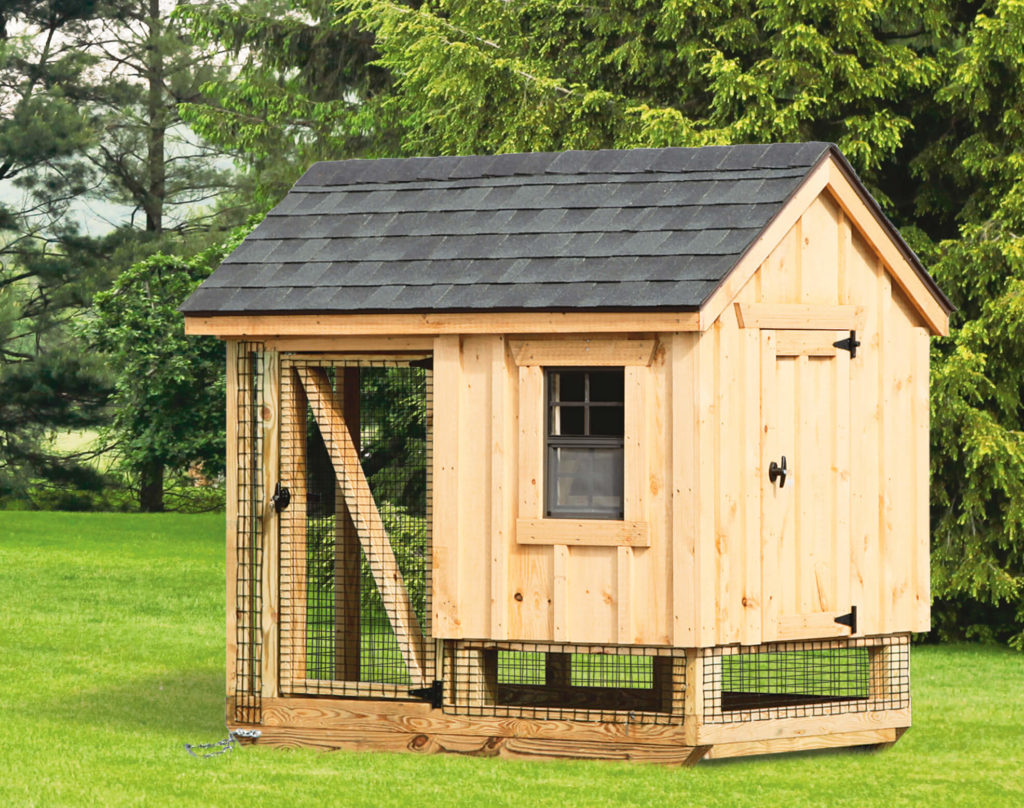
[217,0,1023,645]
[178,0,398,206]
[0,0,115,498]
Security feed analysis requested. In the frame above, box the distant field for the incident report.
[49,429,101,454]
[1,511,1022,808]
[46,429,115,472]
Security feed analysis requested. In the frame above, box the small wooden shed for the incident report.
[182,142,952,764]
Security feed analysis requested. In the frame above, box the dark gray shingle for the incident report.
[183,143,844,315]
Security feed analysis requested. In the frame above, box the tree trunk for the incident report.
[145,0,165,235]
[140,459,164,512]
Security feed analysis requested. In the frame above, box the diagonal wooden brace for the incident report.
[296,366,427,685]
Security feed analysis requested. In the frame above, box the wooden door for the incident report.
[761,330,854,642]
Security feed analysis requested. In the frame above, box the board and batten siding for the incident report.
[431,187,931,648]
[701,190,932,646]
[431,333,686,645]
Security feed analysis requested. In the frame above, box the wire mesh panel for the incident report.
[702,634,910,723]
[233,342,264,724]
[444,641,686,724]
[279,358,432,698]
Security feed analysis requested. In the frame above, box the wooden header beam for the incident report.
[185,311,700,338]
[509,338,657,366]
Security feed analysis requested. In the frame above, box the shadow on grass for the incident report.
[41,668,226,737]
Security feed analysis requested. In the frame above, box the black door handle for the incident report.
[769,456,787,487]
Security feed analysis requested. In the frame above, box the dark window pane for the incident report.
[549,446,623,517]
[552,405,585,436]
[589,405,624,436]
[553,370,585,403]
[589,370,624,402]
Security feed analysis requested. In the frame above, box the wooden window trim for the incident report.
[516,360,648,548]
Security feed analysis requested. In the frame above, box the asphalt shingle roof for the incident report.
[183,143,858,315]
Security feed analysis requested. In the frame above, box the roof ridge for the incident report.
[295,143,834,188]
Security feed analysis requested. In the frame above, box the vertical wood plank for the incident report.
[814,354,834,613]
[641,339,671,644]
[846,232,872,631]
[795,354,812,615]
[621,365,646,644]
[912,326,932,631]
[777,356,797,622]
[800,195,840,305]
[683,650,704,746]
[260,351,281,699]
[511,365,552,639]
[518,365,545,519]
[432,335,461,637]
[740,318,762,646]
[868,643,892,699]
[697,327,719,646]
[490,336,514,640]
[567,546,616,643]
[878,265,893,634]
[887,292,916,631]
[553,544,569,641]
[617,545,632,643]
[760,331,780,641]
[225,341,240,698]
[671,333,698,646]
[715,310,738,645]
[833,347,852,616]
[457,336,492,639]
[837,211,852,305]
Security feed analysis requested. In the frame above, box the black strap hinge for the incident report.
[409,680,444,708]
[833,330,861,358]
[834,605,857,634]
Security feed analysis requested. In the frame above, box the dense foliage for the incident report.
[82,228,250,512]
[283,0,1024,646]
[0,0,1021,645]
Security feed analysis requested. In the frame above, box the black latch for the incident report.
[833,330,861,358]
[834,605,857,634]
[409,680,443,708]
[272,482,291,512]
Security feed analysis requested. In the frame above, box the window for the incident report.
[546,368,624,519]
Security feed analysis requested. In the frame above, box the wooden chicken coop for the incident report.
[182,143,952,764]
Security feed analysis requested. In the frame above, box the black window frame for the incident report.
[545,367,625,520]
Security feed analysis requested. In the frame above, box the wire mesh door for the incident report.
[279,358,432,698]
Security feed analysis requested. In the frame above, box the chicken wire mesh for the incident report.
[278,358,433,698]
[702,634,910,723]
[232,343,264,724]
[444,641,686,724]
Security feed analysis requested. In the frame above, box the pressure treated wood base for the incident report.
[228,697,909,765]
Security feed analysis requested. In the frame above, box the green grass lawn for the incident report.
[1,512,1022,807]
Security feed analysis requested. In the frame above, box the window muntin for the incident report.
[546,369,624,519]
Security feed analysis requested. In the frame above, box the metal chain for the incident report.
[185,729,262,759]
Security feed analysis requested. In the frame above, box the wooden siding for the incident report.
[716,191,932,641]
[432,189,930,646]
[432,336,682,643]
